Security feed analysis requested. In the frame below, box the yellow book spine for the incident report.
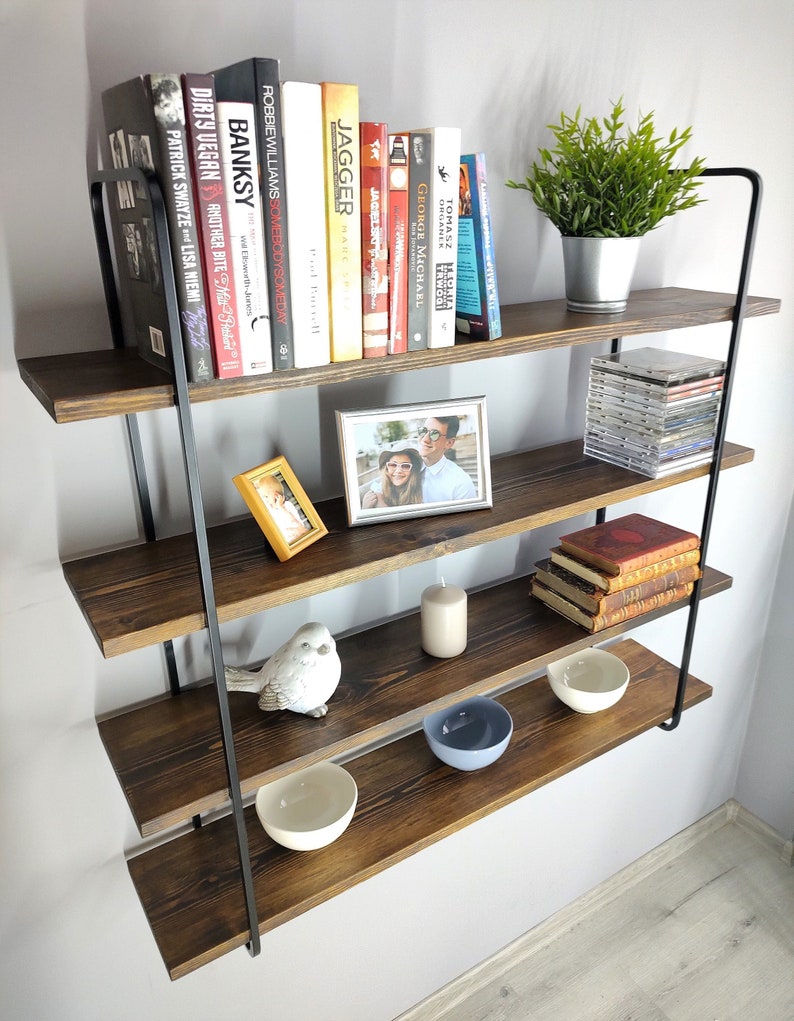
[321,82,363,361]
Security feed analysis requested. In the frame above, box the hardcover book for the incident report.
[216,102,274,375]
[321,82,363,361]
[549,545,702,593]
[280,81,331,369]
[213,57,294,369]
[530,577,695,633]
[413,126,461,348]
[387,132,410,354]
[455,152,502,340]
[558,513,700,576]
[405,130,431,351]
[183,73,242,378]
[360,122,389,358]
[102,73,214,382]
[533,557,702,615]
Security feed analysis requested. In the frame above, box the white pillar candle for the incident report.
[421,578,467,658]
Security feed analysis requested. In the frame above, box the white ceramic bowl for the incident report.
[423,695,513,771]
[546,647,630,714]
[255,762,358,851]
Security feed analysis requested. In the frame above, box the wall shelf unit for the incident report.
[17,163,780,978]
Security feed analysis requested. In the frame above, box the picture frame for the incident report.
[232,456,328,561]
[336,396,492,526]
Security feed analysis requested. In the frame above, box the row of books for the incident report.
[101,57,501,385]
[583,347,726,479]
[530,512,702,633]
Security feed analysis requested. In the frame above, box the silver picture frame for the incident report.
[336,396,492,526]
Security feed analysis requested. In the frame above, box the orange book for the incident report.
[530,577,695,633]
[534,558,702,615]
[320,82,363,361]
[548,546,701,593]
[558,513,700,576]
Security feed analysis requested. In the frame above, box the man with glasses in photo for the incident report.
[418,416,476,503]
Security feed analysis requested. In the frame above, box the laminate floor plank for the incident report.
[398,807,794,1021]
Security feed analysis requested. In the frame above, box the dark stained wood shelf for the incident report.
[63,439,753,658]
[127,638,713,979]
[18,288,780,423]
[101,567,730,837]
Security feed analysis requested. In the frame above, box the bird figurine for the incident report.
[224,622,341,718]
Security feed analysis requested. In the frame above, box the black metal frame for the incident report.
[90,167,261,958]
[89,162,761,960]
[592,169,762,730]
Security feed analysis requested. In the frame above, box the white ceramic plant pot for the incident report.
[561,235,641,314]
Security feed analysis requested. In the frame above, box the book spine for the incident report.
[387,133,409,354]
[550,546,701,593]
[425,127,461,348]
[216,102,274,375]
[321,82,363,361]
[531,578,695,632]
[536,560,702,613]
[455,152,502,340]
[150,73,214,382]
[360,122,389,358]
[406,131,431,351]
[254,59,294,370]
[280,81,331,369]
[183,73,242,379]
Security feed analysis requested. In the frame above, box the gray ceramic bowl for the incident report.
[423,695,513,771]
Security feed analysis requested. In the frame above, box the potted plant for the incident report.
[507,98,706,313]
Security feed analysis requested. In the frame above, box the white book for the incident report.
[216,101,274,375]
[415,126,461,348]
[280,81,331,368]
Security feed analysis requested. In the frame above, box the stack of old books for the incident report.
[584,347,726,478]
[530,512,702,633]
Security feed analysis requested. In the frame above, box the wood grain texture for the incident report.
[101,567,731,836]
[18,289,781,423]
[64,440,752,657]
[126,638,713,979]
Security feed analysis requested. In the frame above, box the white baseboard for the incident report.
[396,800,791,1021]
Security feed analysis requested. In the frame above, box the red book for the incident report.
[183,72,242,378]
[360,122,389,358]
[558,513,700,576]
[387,132,409,354]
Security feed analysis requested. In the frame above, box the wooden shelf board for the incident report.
[63,439,753,658]
[126,637,713,979]
[18,288,780,423]
[101,567,730,836]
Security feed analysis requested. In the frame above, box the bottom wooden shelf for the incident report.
[127,638,712,979]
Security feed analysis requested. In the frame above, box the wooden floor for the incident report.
[398,801,794,1021]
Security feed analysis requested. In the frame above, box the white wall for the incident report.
[1,1,792,1018]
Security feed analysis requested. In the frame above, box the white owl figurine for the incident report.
[224,622,341,718]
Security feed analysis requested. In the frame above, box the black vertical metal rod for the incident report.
[91,169,261,955]
[660,167,763,730]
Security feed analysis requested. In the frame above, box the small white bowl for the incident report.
[255,762,358,851]
[546,647,630,714]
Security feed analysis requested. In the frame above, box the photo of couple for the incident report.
[337,398,492,526]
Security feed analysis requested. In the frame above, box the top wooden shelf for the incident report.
[18,288,781,423]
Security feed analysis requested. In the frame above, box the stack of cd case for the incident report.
[584,347,726,479]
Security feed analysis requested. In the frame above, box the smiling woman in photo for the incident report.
[362,448,424,508]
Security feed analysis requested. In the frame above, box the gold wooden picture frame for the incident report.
[232,456,328,562]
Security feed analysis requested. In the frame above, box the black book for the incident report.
[101,73,214,382]
[212,57,295,369]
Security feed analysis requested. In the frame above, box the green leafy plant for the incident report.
[506,98,706,237]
